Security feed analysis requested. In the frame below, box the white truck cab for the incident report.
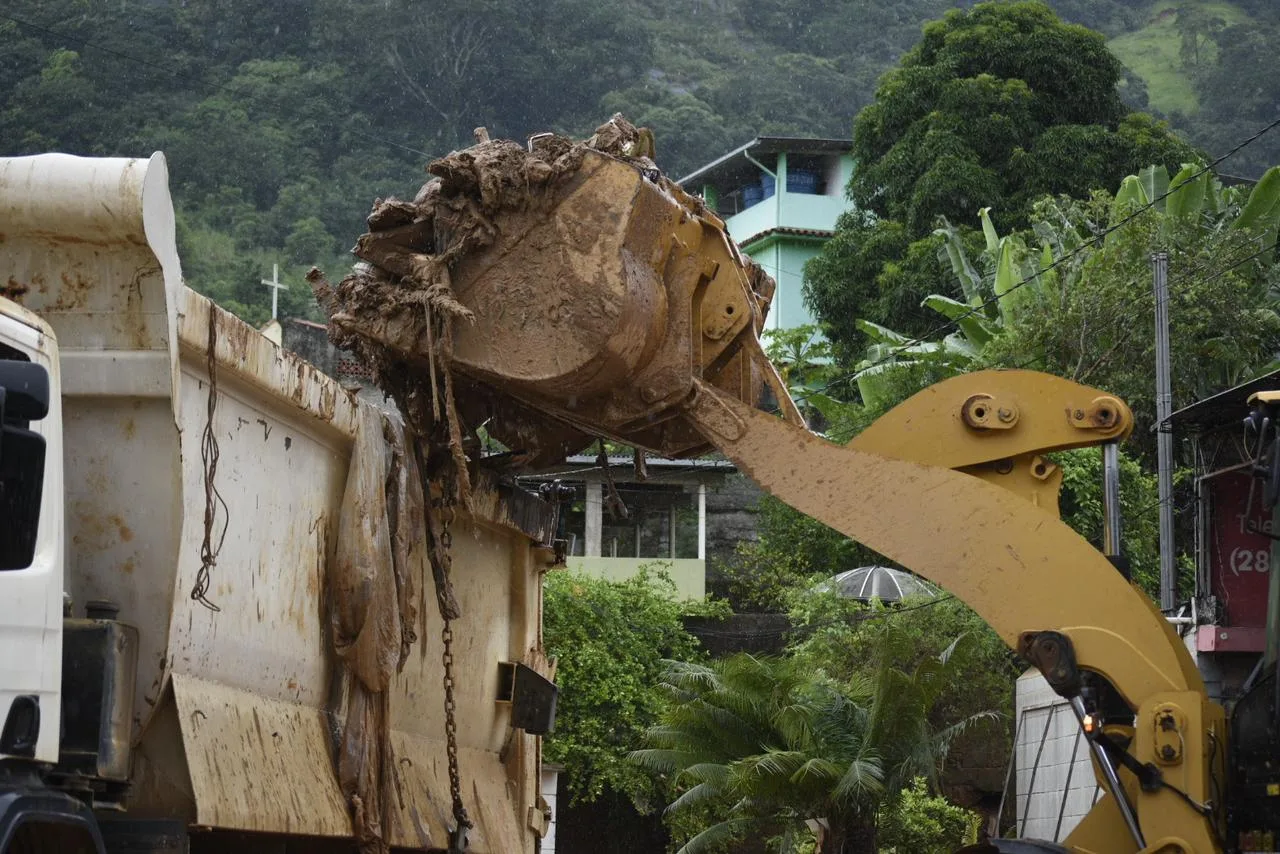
[0,297,63,767]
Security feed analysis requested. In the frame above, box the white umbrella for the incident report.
[818,565,937,603]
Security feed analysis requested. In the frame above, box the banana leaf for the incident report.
[1165,164,1206,222]
[1140,164,1170,212]
[1234,166,1280,264]
[922,294,999,347]
[1038,241,1059,295]
[1234,166,1280,232]
[993,238,1019,323]
[1112,174,1146,220]
[980,207,1001,254]
[854,360,910,409]
[855,318,913,345]
[935,220,984,305]
[861,340,942,365]
[940,331,979,358]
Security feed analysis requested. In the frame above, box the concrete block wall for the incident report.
[540,767,560,853]
[1014,671,1097,843]
[704,472,763,595]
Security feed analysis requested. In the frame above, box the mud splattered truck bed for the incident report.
[0,152,557,853]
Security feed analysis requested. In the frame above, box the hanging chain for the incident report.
[438,484,472,852]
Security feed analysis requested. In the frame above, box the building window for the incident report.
[542,479,701,560]
[603,484,698,559]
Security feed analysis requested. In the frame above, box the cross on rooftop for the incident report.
[262,263,288,321]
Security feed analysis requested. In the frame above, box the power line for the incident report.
[817,232,1280,445]
[782,115,1280,410]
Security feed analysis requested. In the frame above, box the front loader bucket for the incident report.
[316,116,801,464]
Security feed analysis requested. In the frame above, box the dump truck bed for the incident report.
[0,152,554,851]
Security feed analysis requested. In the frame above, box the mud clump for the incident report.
[309,113,683,482]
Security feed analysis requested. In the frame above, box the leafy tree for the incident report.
[788,593,1018,801]
[634,633,991,854]
[1179,17,1280,181]
[980,166,1280,449]
[805,0,1199,360]
[542,567,722,808]
[845,164,1280,458]
[1174,4,1226,78]
[878,777,981,854]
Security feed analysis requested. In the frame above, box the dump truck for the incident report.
[0,152,560,854]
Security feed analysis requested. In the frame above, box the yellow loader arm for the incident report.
[687,374,1221,854]
[319,126,1225,854]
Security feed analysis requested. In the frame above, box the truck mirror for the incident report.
[1,361,50,570]
[0,361,50,421]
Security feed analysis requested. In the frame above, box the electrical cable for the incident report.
[817,232,1280,445]
[773,117,1280,413]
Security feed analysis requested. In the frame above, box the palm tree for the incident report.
[632,630,993,854]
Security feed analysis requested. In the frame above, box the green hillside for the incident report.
[1108,0,1253,116]
[3,0,1278,326]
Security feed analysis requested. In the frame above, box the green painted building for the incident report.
[678,137,855,333]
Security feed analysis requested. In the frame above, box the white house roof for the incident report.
[677,136,852,187]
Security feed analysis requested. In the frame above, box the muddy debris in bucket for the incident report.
[308,113,691,478]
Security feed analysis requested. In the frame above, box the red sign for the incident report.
[1208,471,1273,628]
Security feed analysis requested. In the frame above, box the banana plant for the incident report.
[847,161,1280,412]
[1112,163,1280,262]
[849,210,1055,408]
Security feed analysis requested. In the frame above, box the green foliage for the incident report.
[806,0,1200,361]
[542,567,722,808]
[6,0,1278,339]
[635,629,994,854]
[764,324,840,422]
[720,493,879,613]
[847,164,1280,464]
[788,594,1018,776]
[877,778,981,854]
[1054,448,1165,597]
[980,172,1280,453]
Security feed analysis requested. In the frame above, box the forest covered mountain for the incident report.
[2,0,1276,323]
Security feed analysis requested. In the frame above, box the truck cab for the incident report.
[0,296,62,768]
[0,299,113,852]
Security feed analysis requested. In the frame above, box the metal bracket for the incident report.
[961,393,1018,430]
[1068,396,1125,432]
[1018,630,1082,698]
[511,663,558,736]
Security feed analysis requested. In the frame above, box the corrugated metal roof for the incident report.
[559,454,735,470]
[677,136,852,187]
[1168,369,1280,433]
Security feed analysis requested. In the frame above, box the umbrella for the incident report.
[819,565,937,603]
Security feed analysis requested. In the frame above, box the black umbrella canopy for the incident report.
[819,566,937,603]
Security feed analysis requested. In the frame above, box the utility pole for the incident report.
[1153,251,1176,611]
[262,263,288,321]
